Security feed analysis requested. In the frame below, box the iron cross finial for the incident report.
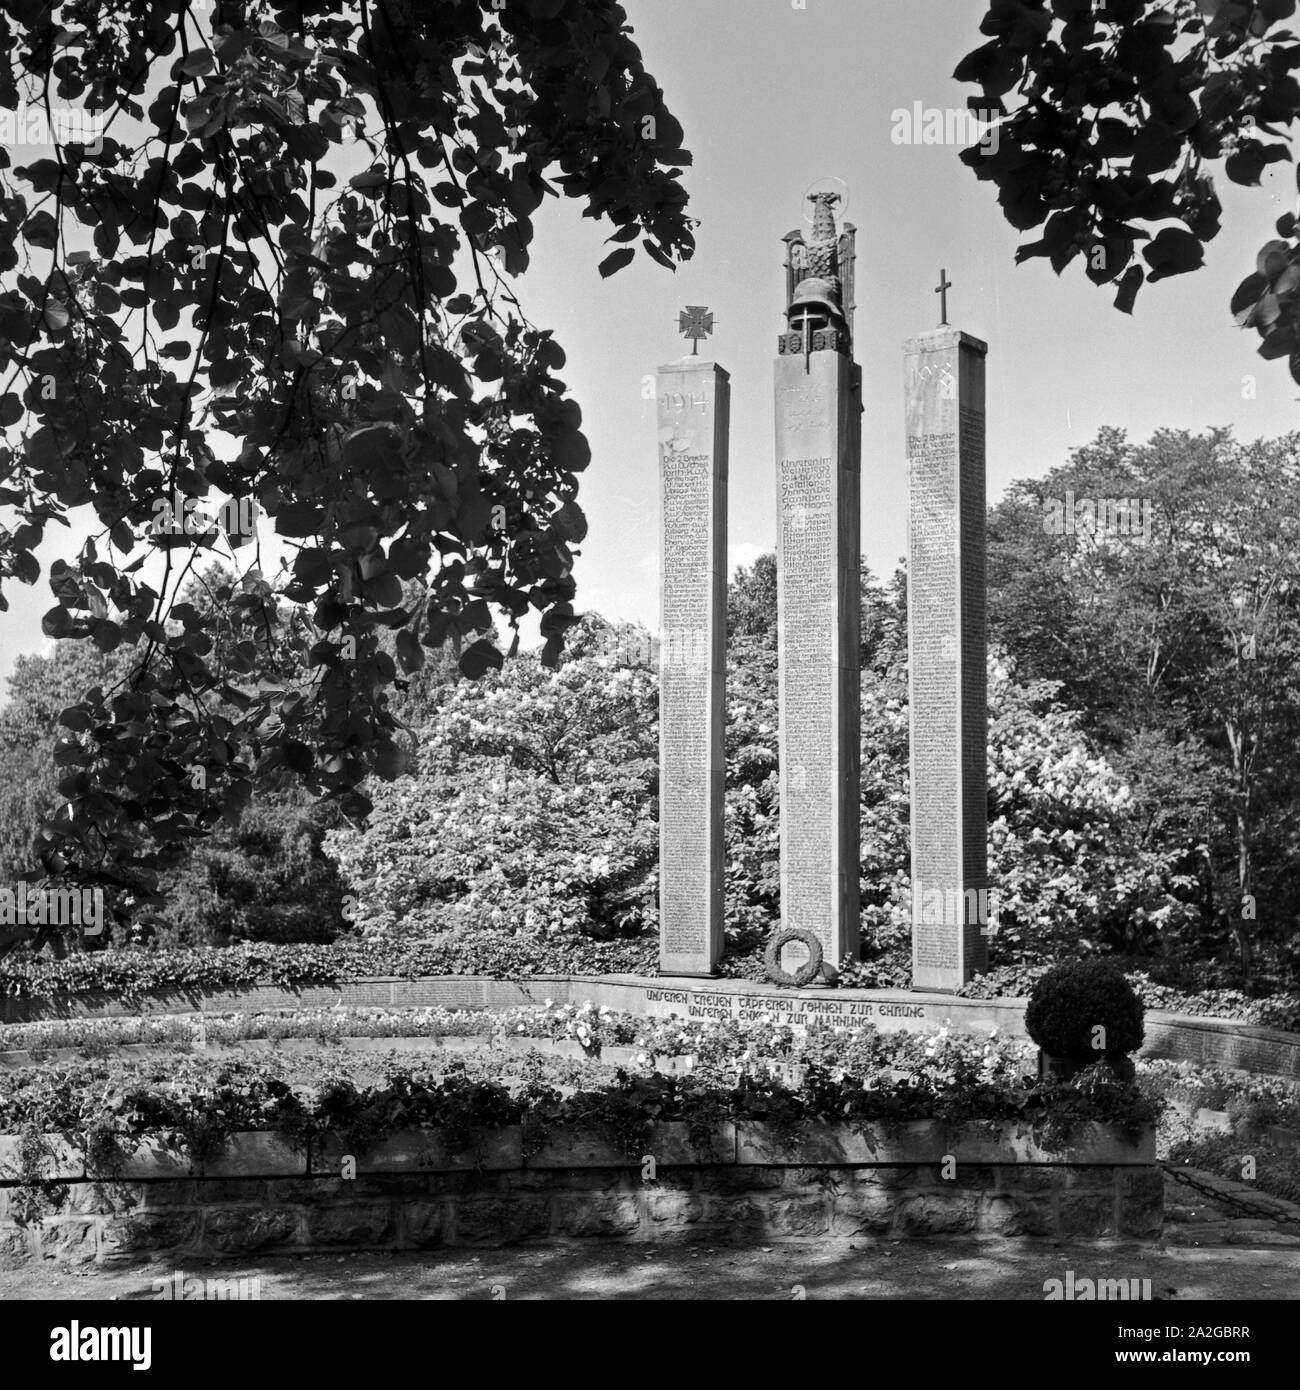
[679,305,714,355]
[936,269,952,327]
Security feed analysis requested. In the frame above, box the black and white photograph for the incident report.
[0,0,1295,1356]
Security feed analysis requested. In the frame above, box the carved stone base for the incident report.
[777,328,850,356]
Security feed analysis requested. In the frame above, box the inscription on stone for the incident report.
[780,454,835,943]
[908,428,960,974]
[658,361,728,975]
[660,452,711,958]
[638,984,932,1030]
[773,346,860,971]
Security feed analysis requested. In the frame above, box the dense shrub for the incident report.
[1025,960,1146,1057]
[324,625,660,946]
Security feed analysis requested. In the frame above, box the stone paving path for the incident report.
[2,1237,1297,1301]
[1161,1165,1300,1249]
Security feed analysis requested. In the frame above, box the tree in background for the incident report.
[0,562,354,946]
[0,641,127,882]
[988,427,1300,985]
[150,792,350,947]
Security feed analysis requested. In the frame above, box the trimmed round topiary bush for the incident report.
[1025,960,1145,1067]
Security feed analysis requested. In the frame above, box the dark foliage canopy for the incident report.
[0,0,694,896]
[958,0,1300,374]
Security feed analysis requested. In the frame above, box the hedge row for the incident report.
[0,1051,1160,1158]
[0,937,655,1000]
[1,941,1296,1033]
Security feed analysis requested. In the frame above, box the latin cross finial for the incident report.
[678,305,714,355]
[936,269,952,327]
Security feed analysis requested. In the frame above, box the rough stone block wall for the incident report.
[0,1159,1164,1264]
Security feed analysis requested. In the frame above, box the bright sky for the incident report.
[2,0,1297,689]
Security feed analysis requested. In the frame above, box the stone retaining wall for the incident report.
[2,974,1295,1078]
[0,1122,1160,1263]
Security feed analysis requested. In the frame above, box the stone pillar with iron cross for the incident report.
[904,271,991,992]
[657,306,729,976]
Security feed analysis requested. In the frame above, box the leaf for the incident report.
[349,167,389,191]
[643,240,676,271]
[598,247,635,279]
[179,49,215,77]
[90,619,122,653]
[395,629,425,673]
[1226,140,1291,186]
[41,606,73,638]
[552,499,587,543]
[1259,324,1297,358]
[372,741,408,780]
[1113,265,1144,314]
[1142,227,1204,282]
[274,502,326,537]
[1231,271,1271,318]
[12,549,39,584]
[282,740,314,774]
[24,210,58,249]
[459,638,504,680]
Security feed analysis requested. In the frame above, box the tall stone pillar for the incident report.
[774,192,861,975]
[657,354,729,976]
[904,327,989,993]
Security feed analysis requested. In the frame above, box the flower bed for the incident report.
[0,1004,1042,1084]
[0,1044,1159,1192]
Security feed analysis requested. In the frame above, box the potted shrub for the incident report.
[1025,960,1144,1083]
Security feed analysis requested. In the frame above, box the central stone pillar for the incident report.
[774,193,861,976]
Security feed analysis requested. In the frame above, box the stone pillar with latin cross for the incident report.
[658,306,728,976]
[904,272,990,993]
[773,191,862,981]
